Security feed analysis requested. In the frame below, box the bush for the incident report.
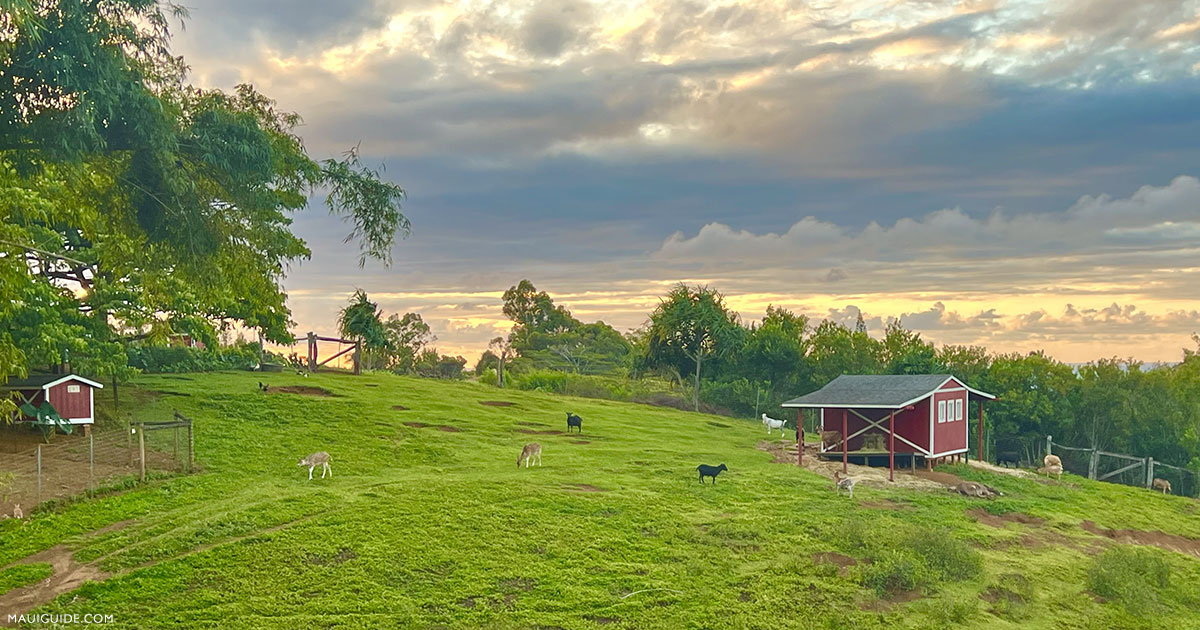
[126,343,261,373]
[860,549,926,596]
[477,367,498,386]
[844,520,983,597]
[906,529,982,581]
[1088,546,1171,614]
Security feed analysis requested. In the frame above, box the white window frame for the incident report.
[955,399,963,422]
[937,400,946,423]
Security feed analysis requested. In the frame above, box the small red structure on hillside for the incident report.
[782,374,995,479]
[2,373,104,428]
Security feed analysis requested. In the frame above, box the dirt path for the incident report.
[0,545,109,624]
[967,459,1037,479]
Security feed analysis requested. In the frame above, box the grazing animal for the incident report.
[996,451,1020,468]
[566,412,583,433]
[1152,478,1172,494]
[1041,454,1063,480]
[761,414,787,437]
[832,471,857,498]
[518,443,542,468]
[697,463,727,484]
[13,504,23,519]
[258,381,269,392]
[820,430,843,450]
[298,451,332,480]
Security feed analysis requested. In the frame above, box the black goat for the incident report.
[566,412,583,433]
[996,451,1020,468]
[697,463,728,484]
[258,381,269,392]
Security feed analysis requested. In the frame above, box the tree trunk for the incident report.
[693,355,702,412]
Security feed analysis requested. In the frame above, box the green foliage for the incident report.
[412,350,466,380]
[125,343,261,373]
[860,549,926,596]
[1087,547,1172,614]
[0,562,53,596]
[845,520,983,597]
[642,283,744,411]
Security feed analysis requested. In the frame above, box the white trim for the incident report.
[36,374,105,390]
[782,376,996,408]
[930,447,968,458]
[937,400,946,424]
[956,398,963,421]
[929,394,935,453]
[938,387,965,394]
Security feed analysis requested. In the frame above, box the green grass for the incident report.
[0,563,52,596]
[3,371,1200,629]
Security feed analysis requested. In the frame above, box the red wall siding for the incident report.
[14,389,47,420]
[819,403,929,453]
[931,387,967,454]
[47,380,93,421]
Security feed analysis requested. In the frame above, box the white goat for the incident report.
[298,451,332,480]
[833,471,858,498]
[761,413,787,437]
[1041,454,1063,480]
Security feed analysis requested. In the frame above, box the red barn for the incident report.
[782,374,994,475]
[2,374,104,427]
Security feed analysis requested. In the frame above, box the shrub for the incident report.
[906,528,983,581]
[126,343,261,373]
[477,367,498,386]
[1088,546,1171,614]
[860,549,926,596]
[843,520,983,598]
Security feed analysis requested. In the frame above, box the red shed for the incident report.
[2,373,104,427]
[782,374,994,477]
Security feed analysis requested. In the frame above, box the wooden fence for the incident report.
[1046,435,1198,497]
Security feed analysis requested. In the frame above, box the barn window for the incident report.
[68,385,80,393]
[956,399,963,421]
[937,400,946,423]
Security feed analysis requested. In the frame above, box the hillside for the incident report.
[2,372,1199,630]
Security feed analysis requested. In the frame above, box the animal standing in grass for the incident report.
[518,443,542,468]
[566,412,583,433]
[1040,454,1063,480]
[761,413,787,437]
[298,451,332,480]
[12,504,22,520]
[832,471,857,498]
[697,463,727,484]
[1152,478,1172,494]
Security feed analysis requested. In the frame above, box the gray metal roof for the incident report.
[0,373,104,391]
[782,374,994,409]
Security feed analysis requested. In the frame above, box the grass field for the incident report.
[2,371,1199,629]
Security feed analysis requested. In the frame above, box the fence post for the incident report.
[1145,458,1154,488]
[1046,435,1053,458]
[1088,449,1098,480]
[137,424,146,482]
[89,431,94,492]
[36,444,42,505]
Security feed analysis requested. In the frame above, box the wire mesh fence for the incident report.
[0,413,193,516]
[1047,436,1199,497]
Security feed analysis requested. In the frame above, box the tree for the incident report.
[881,321,942,375]
[382,312,434,373]
[807,320,883,385]
[742,305,810,396]
[337,290,387,369]
[489,337,514,387]
[0,0,409,388]
[643,284,744,411]
[501,279,577,343]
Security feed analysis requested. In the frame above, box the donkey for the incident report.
[298,451,332,480]
[519,443,542,468]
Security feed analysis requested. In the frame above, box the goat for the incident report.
[258,381,269,392]
[12,504,22,520]
[1152,478,1172,494]
[697,463,727,484]
[832,471,857,498]
[761,413,787,437]
[518,443,542,468]
[566,412,583,433]
[996,451,1020,468]
[298,451,332,480]
[1041,454,1063,480]
[820,430,843,450]
[950,481,996,499]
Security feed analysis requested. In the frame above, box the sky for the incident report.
[172,0,1200,364]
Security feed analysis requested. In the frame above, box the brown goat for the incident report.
[1152,478,1172,494]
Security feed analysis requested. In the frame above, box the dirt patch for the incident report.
[707,421,731,428]
[583,616,619,625]
[1080,520,1200,559]
[479,401,516,407]
[861,499,911,510]
[0,545,109,621]
[516,421,547,427]
[149,389,191,397]
[499,577,536,592]
[269,385,335,397]
[516,429,562,435]
[306,547,358,566]
[402,422,429,428]
[562,484,608,493]
[738,590,752,602]
[391,405,409,411]
[967,459,1037,479]
[458,597,477,609]
[437,426,461,433]
[88,520,136,537]
[967,508,1045,528]
[570,440,591,445]
[913,469,967,486]
[980,585,1025,605]
[859,588,923,612]
[812,552,858,577]
[757,441,948,492]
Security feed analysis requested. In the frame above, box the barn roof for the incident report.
[781,374,993,409]
[0,373,104,390]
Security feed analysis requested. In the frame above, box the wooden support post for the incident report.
[137,424,146,482]
[89,431,94,492]
[307,332,317,371]
[796,409,804,467]
[353,342,362,375]
[1145,457,1154,488]
[841,409,848,474]
[888,410,895,482]
[36,444,42,505]
[1088,449,1099,480]
[1046,435,1053,458]
[977,402,984,462]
